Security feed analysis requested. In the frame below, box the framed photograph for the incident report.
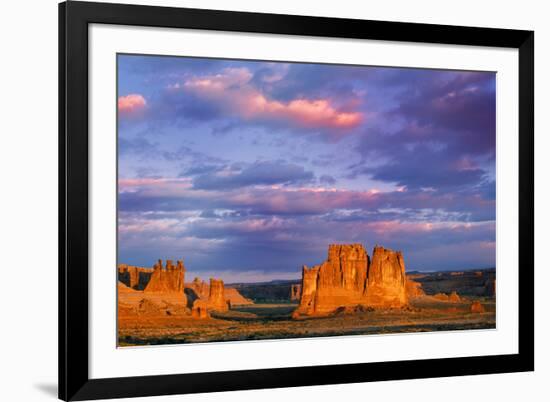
[59,1,534,400]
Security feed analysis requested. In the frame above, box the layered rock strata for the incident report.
[293,244,408,317]
[208,278,229,312]
[365,246,407,307]
[144,259,186,296]
[405,278,425,298]
[187,277,253,306]
[191,299,210,319]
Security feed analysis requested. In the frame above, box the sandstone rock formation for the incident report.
[433,293,450,301]
[189,277,209,299]
[191,299,210,319]
[293,244,408,317]
[208,278,229,312]
[118,281,136,293]
[432,291,461,302]
[405,277,425,298]
[449,291,461,303]
[144,259,186,296]
[290,284,302,301]
[292,265,320,317]
[118,259,248,320]
[365,246,407,307]
[470,300,485,313]
[187,277,252,307]
[224,288,254,306]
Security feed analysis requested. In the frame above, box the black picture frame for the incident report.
[59,1,534,400]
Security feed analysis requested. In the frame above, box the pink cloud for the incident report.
[452,157,478,171]
[176,68,363,129]
[119,176,494,221]
[118,94,146,114]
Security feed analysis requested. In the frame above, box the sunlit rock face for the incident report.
[470,300,485,313]
[363,246,407,308]
[405,277,425,298]
[189,277,209,299]
[188,277,252,306]
[144,259,186,297]
[191,299,210,319]
[449,291,461,303]
[293,244,408,317]
[208,278,229,312]
[292,265,320,318]
[313,244,369,315]
[117,259,252,320]
[224,288,254,306]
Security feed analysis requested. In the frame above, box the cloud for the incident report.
[118,94,146,114]
[173,67,363,129]
[393,72,496,154]
[118,137,157,155]
[350,71,496,191]
[185,160,315,190]
[118,178,494,221]
[116,56,496,274]
[319,174,336,185]
[118,203,495,271]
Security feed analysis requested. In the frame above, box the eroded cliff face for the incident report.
[364,246,407,307]
[118,258,248,319]
[187,277,252,307]
[292,265,320,317]
[208,278,229,312]
[314,244,369,314]
[144,259,186,298]
[293,244,408,317]
[405,277,425,298]
[191,299,210,319]
[189,277,209,299]
[224,288,254,306]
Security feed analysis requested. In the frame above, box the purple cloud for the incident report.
[186,160,315,190]
[117,55,496,275]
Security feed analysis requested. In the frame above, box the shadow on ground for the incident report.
[34,383,57,398]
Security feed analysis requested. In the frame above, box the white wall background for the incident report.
[0,0,547,401]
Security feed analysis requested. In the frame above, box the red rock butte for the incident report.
[207,278,229,312]
[117,258,252,319]
[144,259,186,295]
[405,277,425,298]
[293,244,408,317]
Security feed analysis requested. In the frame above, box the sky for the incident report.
[117,54,496,282]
